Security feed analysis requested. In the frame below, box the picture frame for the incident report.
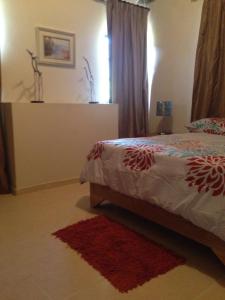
[36,27,75,68]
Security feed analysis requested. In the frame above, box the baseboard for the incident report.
[13,178,80,195]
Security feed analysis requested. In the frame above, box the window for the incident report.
[96,18,156,105]
[147,18,156,105]
[97,21,110,104]
[0,1,6,53]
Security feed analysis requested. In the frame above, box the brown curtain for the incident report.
[191,0,225,121]
[0,51,9,194]
[107,0,149,137]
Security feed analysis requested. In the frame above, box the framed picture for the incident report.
[36,27,75,68]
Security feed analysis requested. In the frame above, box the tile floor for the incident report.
[0,183,224,300]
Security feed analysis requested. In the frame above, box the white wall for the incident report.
[1,0,204,132]
[149,0,203,133]
[1,0,106,103]
[4,103,118,193]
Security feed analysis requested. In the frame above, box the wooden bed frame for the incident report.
[90,183,225,266]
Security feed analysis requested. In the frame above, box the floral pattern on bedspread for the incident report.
[186,156,225,196]
[123,144,164,171]
[81,133,225,242]
[87,141,105,161]
[166,140,217,158]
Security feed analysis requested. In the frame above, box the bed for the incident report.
[80,124,225,266]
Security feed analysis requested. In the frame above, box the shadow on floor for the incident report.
[76,195,225,287]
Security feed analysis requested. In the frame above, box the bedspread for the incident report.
[80,133,225,241]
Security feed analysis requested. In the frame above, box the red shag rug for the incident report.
[53,216,185,293]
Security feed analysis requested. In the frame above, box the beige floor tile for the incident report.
[0,183,224,300]
[30,249,107,299]
[0,277,52,300]
[194,275,225,300]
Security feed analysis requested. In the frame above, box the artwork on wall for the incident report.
[36,27,75,68]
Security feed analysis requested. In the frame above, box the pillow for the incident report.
[186,118,225,136]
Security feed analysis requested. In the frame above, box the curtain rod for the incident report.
[119,0,151,10]
[94,0,199,10]
[95,0,199,4]
[94,0,152,9]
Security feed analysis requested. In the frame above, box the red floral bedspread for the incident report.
[81,133,225,241]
